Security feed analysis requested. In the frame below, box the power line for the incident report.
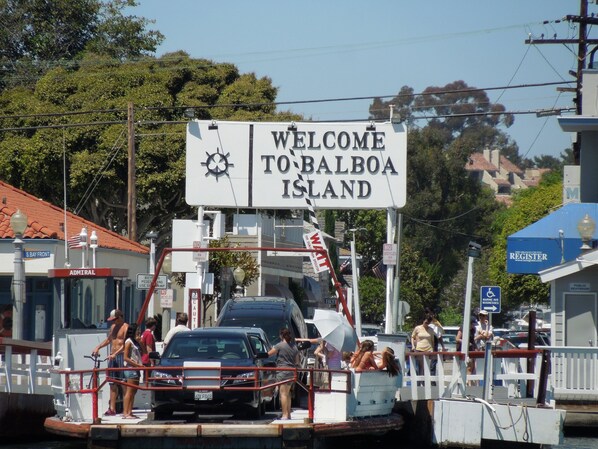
[0,80,574,125]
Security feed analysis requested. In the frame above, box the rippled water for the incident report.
[3,434,598,449]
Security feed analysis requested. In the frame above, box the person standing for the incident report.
[474,310,494,349]
[122,324,144,419]
[92,309,128,416]
[163,313,190,346]
[268,328,299,420]
[411,314,435,377]
[141,317,157,383]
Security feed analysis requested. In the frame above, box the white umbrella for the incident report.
[312,309,358,352]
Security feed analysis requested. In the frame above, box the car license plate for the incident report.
[194,390,213,401]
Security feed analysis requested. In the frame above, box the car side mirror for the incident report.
[149,351,161,360]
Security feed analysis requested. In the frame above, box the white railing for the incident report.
[545,346,598,400]
[0,338,53,395]
[401,350,546,402]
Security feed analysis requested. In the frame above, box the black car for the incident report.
[150,327,276,420]
[217,296,309,368]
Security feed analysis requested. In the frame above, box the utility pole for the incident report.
[525,0,598,164]
[127,102,137,241]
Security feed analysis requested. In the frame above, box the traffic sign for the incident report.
[480,286,501,313]
[136,273,168,290]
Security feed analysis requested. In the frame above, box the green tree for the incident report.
[487,176,562,312]
[0,53,300,246]
[0,0,163,90]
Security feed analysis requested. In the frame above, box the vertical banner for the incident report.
[303,230,331,273]
[188,288,201,329]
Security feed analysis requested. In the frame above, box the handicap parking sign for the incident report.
[480,286,501,313]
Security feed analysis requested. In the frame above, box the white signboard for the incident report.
[159,289,174,308]
[136,273,168,290]
[186,120,407,209]
[383,243,397,265]
[303,231,331,274]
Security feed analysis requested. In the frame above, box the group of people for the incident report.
[409,309,494,378]
[267,327,401,420]
[92,311,400,421]
[91,309,190,418]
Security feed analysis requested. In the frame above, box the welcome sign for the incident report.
[186,120,407,209]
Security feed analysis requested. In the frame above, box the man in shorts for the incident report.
[92,309,128,416]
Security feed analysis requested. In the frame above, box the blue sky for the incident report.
[130,0,594,160]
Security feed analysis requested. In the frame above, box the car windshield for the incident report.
[219,318,286,345]
[164,337,251,360]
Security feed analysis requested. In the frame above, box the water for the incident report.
[3,434,598,449]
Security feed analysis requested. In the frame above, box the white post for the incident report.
[12,236,25,340]
[351,235,362,336]
[147,231,157,318]
[80,227,88,268]
[384,208,397,334]
[461,242,480,386]
[392,212,403,331]
[196,206,205,329]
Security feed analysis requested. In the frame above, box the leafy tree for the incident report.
[487,176,562,312]
[0,0,163,90]
[0,52,300,247]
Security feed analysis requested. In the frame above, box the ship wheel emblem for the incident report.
[201,148,234,179]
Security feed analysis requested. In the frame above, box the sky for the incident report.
[128,0,595,160]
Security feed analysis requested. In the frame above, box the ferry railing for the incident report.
[403,349,547,402]
[543,345,598,401]
[0,337,52,394]
[54,364,352,423]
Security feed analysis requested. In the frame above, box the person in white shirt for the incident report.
[474,310,494,349]
[163,313,190,347]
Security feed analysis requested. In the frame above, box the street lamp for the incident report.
[90,231,98,268]
[79,227,88,268]
[577,213,596,250]
[233,267,245,297]
[10,209,27,340]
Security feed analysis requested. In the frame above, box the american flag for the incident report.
[339,259,351,274]
[67,234,81,249]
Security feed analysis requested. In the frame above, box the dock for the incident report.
[45,409,403,449]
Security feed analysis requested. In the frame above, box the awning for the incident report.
[506,203,598,274]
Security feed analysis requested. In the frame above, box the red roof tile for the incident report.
[493,178,512,186]
[465,153,498,172]
[0,181,148,254]
[499,156,524,175]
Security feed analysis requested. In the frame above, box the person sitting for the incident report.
[375,347,401,377]
[350,340,377,370]
[341,351,353,369]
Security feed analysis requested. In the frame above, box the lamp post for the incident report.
[90,231,98,268]
[161,252,172,340]
[233,267,245,297]
[10,209,27,340]
[79,227,88,268]
[577,213,596,250]
[146,231,158,318]
[461,241,481,389]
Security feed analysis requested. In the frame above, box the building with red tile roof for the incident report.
[465,148,551,202]
[0,181,149,341]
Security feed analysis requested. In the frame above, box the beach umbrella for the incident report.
[312,309,358,352]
